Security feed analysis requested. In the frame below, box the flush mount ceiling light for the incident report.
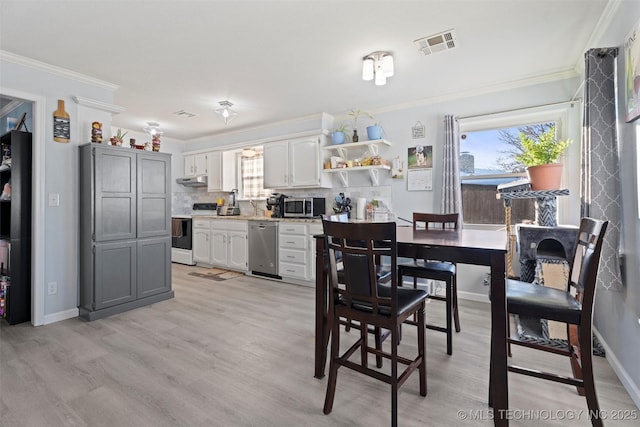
[143,121,163,137]
[215,100,238,125]
[362,51,394,86]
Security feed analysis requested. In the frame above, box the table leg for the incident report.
[490,252,509,426]
[315,236,328,379]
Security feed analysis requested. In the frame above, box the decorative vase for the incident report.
[332,131,346,145]
[526,163,563,191]
[366,125,382,140]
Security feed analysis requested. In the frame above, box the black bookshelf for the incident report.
[0,130,32,325]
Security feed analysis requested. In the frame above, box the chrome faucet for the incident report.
[249,199,258,216]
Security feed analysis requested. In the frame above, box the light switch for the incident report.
[48,193,60,207]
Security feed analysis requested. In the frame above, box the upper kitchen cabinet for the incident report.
[206,151,222,191]
[184,152,208,177]
[264,136,331,189]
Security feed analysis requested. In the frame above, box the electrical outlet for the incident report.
[47,281,57,295]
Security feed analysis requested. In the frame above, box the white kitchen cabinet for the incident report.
[207,151,223,191]
[323,139,392,186]
[193,219,212,263]
[184,153,208,177]
[264,136,331,189]
[210,220,248,272]
[279,222,309,281]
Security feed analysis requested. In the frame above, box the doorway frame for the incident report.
[0,87,45,326]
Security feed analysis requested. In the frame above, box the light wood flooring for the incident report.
[1,264,637,426]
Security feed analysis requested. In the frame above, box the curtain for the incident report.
[442,115,463,225]
[581,48,623,291]
[241,153,269,199]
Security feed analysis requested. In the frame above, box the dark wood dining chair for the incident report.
[398,212,460,355]
[322,220,428,427]
[497,217,608,427]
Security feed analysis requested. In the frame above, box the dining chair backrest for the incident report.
[323,212,349,223]
[413,212,459,231]
[569,217,608,325]
[322,220,398,316]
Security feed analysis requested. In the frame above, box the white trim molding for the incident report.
[43,308,79,325]
[593,328,640,409]
[0,50,118,91]
[72,96,125,114]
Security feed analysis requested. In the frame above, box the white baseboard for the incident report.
[458,290,491,303]
[43,308,79,325]
[593,328,640,409]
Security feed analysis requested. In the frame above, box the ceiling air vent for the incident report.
[173,110,196,118]
[413,29,458,56]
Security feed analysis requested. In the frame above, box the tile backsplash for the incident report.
[172,185,392,217]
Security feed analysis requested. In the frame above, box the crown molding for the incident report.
[0,50,119,91]
[72,96,125,114]
[573,0,623,74]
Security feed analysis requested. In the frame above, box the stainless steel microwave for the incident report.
[283,197,326,218]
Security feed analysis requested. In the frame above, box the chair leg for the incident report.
[417,303,427,397]
[452,275,461,333]
[375,326,383,368]
[391,321,399,427]
[568,324,585,396]
[323,312,341,415]
[579,327,602,427]
[445,280,453,355]
[361,322,368,368]
[507,315,512,358]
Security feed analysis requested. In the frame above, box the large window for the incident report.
[459,122,556,225]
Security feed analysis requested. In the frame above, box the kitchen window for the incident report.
[238,147,270,199]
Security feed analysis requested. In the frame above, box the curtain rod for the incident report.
[456,99,580,121]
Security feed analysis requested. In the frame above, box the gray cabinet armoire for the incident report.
[79,144,173,320]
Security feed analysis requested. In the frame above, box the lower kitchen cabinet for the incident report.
[279,223,311,281]
[195,220,248,272]
[193,219,212,263]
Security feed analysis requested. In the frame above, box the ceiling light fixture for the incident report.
[241,148,257,157]
[362,51,394,86]
[215,100,238,125]
[143,121,163,137]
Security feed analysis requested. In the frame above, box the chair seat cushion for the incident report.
[398,260,455,280]
[506,279,582,324]
[339,284,428,317]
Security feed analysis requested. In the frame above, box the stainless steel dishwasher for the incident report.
[248,220,279,278]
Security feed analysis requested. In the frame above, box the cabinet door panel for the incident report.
[137,153,171,238]
[137,237,171,298]
[263,141,289,188]
[94,149,136,241]
[227,231,247,271]
[193,228,211,263]
[210,230,228,266]
[207,151,222,191]
[290,138,320,186]
[94,241,136,309]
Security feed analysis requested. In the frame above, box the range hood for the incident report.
[176,175,208,187]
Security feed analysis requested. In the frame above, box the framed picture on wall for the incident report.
[624,18,640,122]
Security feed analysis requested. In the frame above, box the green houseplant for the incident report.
[514,126,571,190]
[332,122,350,145]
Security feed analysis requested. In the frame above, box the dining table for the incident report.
[314,225,510,426]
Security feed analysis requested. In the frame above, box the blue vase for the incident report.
[366,125,382,140]
[332,131,346,145]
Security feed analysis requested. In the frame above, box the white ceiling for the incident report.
[0,0,610,141]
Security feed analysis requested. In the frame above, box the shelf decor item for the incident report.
[332,122,349,145]
[91,122,103,144]
[152,134,161,152]
[110,128,128,146]
[53,99,70,143]
[514,125,571,191]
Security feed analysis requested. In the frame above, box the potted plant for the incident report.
[514,126,571,190]
[332,122,350,145]
[110,128,128,146]
[348,109,383,141]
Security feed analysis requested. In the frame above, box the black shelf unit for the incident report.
[0,130,32,325]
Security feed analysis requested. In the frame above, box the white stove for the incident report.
[171,203,219,265]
